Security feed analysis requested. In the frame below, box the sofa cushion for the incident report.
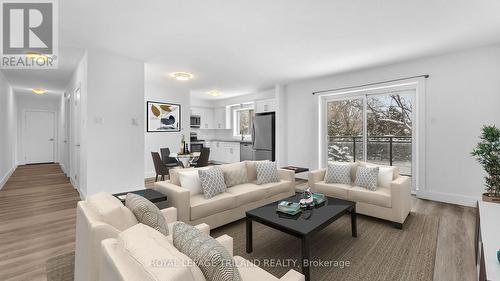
[255,161,280,185]
[178,170,203,195]
[173,222,241,281]
[199,167,227,199]
[125,193,168,236]
[221,162,249,188]
[245,160,268,182]
[259,180,292,197]
[190,192,237,221]
[349,186,392,208]
[359,161,399,180]
[87,192,138,231]
[355,166,379,191]
[226,183,267,206]
[117,223,203,281]
[233,256,279,281]
[313,181,352,200]
[325,162,352,184]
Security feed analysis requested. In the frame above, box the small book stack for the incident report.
[277,201,301,215]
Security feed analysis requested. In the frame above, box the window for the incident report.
[234,109,254,137]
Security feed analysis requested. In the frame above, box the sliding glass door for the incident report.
[326,88,415,180]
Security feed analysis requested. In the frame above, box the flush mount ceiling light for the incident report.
[170,72,193,81]
[32,88,47,95]
[208,90,222,97]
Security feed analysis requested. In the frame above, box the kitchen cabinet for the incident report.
[213,107,227,129]
[255,99,277,113]
[206,141,240,163]
[191,107,214,129]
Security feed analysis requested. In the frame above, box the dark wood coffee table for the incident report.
[113,189,167,204]
[245,195,356,281]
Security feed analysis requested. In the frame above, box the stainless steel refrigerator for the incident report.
[251,112,275,161]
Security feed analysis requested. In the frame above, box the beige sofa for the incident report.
[153,161,296,229]
[75,192,209,281]
[308,162,411,228]
[99,223,305,281]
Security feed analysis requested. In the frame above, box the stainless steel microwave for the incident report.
[190,115,201,128]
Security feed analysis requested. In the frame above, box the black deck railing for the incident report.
[328,136,412,176]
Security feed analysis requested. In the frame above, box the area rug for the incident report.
[46,251,74,281]
[212,212,439,281]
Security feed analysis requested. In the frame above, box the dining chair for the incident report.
[160,148,182,168]
[192,147,210,167]
[151,152,169,182]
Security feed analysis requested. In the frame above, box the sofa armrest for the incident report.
[308,169,326,188]
[280,270,305,281]
[278,168,295,182]
[153,181,191,223]
[194,223,210,236]
[160,207,177,223]
[215,234,233,256]
[390,176,412,224]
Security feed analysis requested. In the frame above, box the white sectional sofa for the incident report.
[153,161,296,229]
[99,223,305,281]
[308,162,411,228]
[74,193,209,281]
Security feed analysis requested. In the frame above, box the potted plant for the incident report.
[471,125,500,203]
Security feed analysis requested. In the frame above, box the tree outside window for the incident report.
[234,109,254,136]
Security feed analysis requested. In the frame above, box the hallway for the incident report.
[0,164,80,281]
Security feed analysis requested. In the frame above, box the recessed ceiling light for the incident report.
[208,90,222,97]
[32,88,47,95]
[170,72,193,81]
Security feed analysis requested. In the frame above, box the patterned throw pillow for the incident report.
[224,168,248,188]
[255,161,280,185]
[355,166,379,191]
[125,193,168,236]
[199,167,227,199]
[325,163,352,184]
[173,222,241,281]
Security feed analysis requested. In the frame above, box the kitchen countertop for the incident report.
[192,139,252,144]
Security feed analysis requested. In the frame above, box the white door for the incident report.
[25,111,56,164]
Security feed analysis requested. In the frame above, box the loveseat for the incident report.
[99,223,305,281]
[75,192,209,281]
[308,162,411,228]
[153,161,296,229]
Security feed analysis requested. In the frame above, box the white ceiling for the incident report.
[3,1,500,100]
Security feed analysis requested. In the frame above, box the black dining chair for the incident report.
[192,147,210,167]
[151,152,169,182]
[160,148,182,168]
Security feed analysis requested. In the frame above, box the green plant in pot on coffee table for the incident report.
[472,125,500,202]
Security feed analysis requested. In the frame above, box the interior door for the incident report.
[25,111,55,164]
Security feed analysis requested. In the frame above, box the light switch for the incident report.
[94,117,103,125]
[131,118,139,126]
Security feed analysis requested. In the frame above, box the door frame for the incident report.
[317,78,426,191]
[22,109,58,164]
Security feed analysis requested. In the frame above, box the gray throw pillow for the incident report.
[173,222,241,281]
[325,163,352,184]
[125,193,168,236]
[199,167,227,199]
[224,169,248,188]
[355,166,379,191]
[255,161,280,185]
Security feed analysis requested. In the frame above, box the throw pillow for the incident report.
[173,222,241,281]
[355,166,379,191]
[224,168,248,188]
[255,161,280,185]
[199,167,227,199]
[178,169,203,195]
[359,162,396,188]
[125,193,168,236]
[324,162,352,184]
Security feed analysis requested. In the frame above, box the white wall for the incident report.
[0,72,17,189]
[83,49,145,196]
[144,64,190,178]
[16,94,60,165]
[284,44,500,206]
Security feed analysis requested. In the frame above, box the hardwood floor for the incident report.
[0,164,80,281]
[0,165,476,280]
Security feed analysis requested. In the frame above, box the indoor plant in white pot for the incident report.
[472,125,500,203]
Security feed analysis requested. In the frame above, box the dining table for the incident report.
[170,152,201,168]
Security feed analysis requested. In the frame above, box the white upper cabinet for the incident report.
[191,107,214,129]
[213,107,227,129]
[255,99,277,113]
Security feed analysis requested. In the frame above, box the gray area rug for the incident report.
[46,251,74,281]
[212,212,439,281]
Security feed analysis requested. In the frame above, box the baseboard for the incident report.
[417,190,479,207]
[60,163,67,176]
[70,177,86,200]
[0,165,17,190]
